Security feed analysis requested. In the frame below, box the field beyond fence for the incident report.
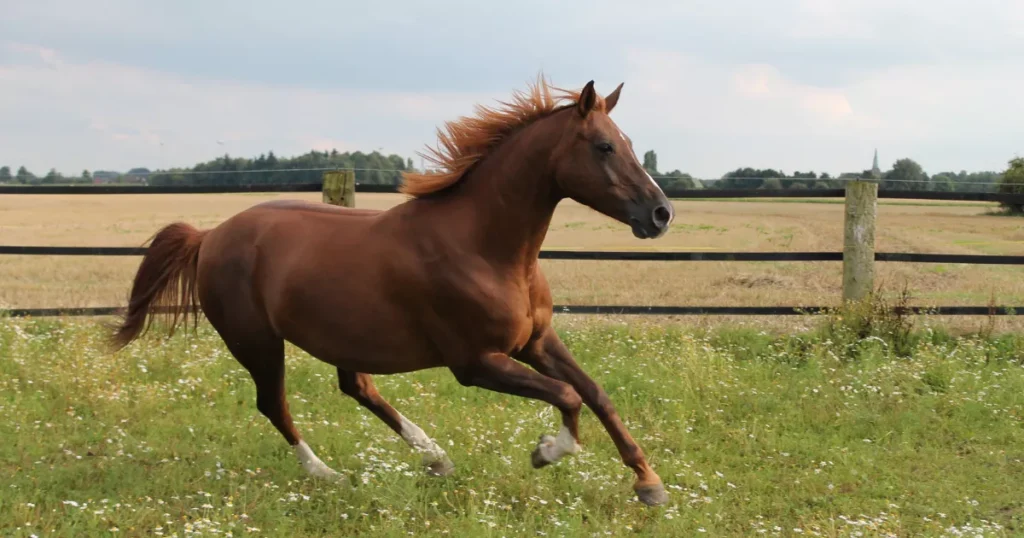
[2,176,1023,329]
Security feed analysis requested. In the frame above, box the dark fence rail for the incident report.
[3,181,1023,318]
[4,246,1024,266]
[3,183,1024,204]
[3,305,1020,319]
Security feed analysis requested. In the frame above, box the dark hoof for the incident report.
[530,446,553,469]
[427,459,455,477]
[635,483,669,506]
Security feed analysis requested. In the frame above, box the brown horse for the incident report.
[110,77,676,506]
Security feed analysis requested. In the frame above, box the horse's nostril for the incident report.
[652,205,671,228]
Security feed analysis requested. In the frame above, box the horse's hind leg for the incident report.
[227,336,341,481]
[200,280,341,481]
[337,369,454,476]
[211,333,340,480]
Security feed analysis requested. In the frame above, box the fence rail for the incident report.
[3,245,1024,266]
[3,182,1024,204]
[2,176,1023,318]
[3,305,1020,319]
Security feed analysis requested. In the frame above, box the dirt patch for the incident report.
[718,273,795,289]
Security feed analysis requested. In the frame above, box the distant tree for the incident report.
[16,166,34,184]
[657,170,697,190]
[946,170,1001,193]
[930,173,955,193]
[719,167,784,189]
[42,168,62,184]
[81,170,92,182]
[642,150,658,175]
[997,157,1024,214]
[0,166,11,183]
[762,177,783,190]
[883,158,928,191]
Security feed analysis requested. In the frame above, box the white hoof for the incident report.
[426,457,456,477]
[294,440,342,481]
[530,426,580,468]
[398,413,454,477]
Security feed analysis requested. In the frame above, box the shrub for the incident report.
[997,157,1024,214]
[818,284,917,359]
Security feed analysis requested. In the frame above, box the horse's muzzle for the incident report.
[627,201,674,239]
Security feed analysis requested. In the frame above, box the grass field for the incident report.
[1,192,1023,333]
[2,317,1023,537]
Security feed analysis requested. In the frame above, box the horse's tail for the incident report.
[110,222,208,351]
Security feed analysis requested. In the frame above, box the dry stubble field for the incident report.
[1,192,1023,332]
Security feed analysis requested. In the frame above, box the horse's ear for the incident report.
[605,82,624,114]
[577,80,597,118]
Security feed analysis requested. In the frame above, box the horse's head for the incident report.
[551,81,675,239]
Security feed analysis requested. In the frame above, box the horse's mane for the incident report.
[399,75,606,197]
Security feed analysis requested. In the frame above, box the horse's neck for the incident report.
[429,120,562,269]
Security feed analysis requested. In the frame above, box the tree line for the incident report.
[0,150,413,187]
[637,150,1009,194]
[2,148,1021,208]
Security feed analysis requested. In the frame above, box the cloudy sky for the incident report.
[2,0,1022,179]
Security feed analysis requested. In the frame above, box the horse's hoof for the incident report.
[634,483,669,507]
[530,446,553,469]
[427,458,455,477]
[530,434,557,468]
[304,463,344,482]
[309,468,345,484]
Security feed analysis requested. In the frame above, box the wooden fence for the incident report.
[2,171,1024,318]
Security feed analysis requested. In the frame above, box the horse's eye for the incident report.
[596,142,614,155]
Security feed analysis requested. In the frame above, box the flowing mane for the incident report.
[399,76,607,197]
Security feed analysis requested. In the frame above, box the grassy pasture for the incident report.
[1,318,1023,536]
[1,192,1023,332]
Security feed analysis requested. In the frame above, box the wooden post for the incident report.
[842,180,878,302]
[322,170,356,207]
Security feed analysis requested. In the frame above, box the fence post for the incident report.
[842,180,878,302]
[322,170,356,207]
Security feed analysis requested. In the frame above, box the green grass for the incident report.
[2,319,1023,537]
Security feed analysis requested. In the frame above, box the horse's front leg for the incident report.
[515,327,668,507]
[450,352,583,467]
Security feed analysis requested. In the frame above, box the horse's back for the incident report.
[252,199,383,218]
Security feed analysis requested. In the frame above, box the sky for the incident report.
[1,0,1023,179]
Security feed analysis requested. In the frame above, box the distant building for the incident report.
[861,149,882,180]
[92,170,120,184]
[89,168,149,185]
[123,167,150,185]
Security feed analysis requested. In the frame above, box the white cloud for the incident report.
[0,42,490,174]
[2,0,1024,182]
[606,45,1024,177]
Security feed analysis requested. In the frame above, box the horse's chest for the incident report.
[448,272,537,351]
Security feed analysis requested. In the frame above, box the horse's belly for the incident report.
[274,288,444,374]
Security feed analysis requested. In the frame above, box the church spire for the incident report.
[872,149,880,175]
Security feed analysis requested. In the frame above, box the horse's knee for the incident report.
[561,385,583,414]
